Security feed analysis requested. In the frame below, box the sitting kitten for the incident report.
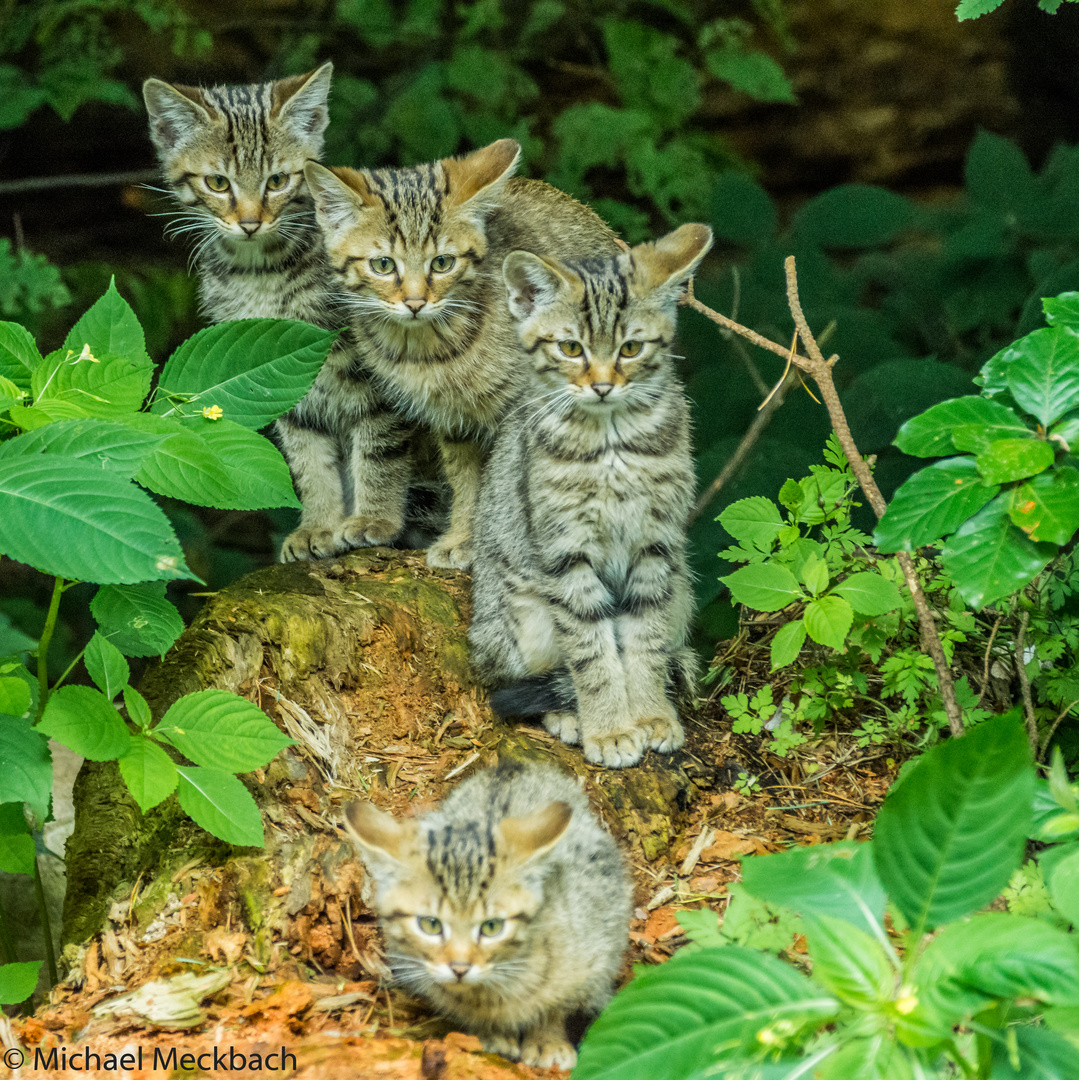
[344,761,631,1069]
[142,64,426,560]
[304,140,622,570]
[469,225,713,768]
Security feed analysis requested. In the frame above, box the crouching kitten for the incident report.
[343,761,632,1069]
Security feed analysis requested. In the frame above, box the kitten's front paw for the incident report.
[335,515,401,549]
[426,535,472,570]
[583,725,648,769]
[645,713,685,754]
[520,1037,577,1071]
[543,710,580,745]
[280,526,341,562]
[481,1034,522,1061]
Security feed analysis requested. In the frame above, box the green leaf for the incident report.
[153,319,338,430]
[572,946,838,1080]
[176,766,264,847]
[0,676,31,717]
[36,685,131,761]
[1046,846,1079,926]
[31,349,153,419]
[1044,292,1079,329]
[603,19,701,126]
[0,613,36,656]
[1009,466,1079,545]
[118,735,177,813]
[895,395,1031,458]
[155,689,293,772]
[676,908,724,949]
[991,1026,1079,1080]
[956,0,1005,18]
[942,495,1056,609]
[817,1037,913,1080]
[0,802,33,875]
[718,496,784,549]
[0,716,51,823]
[0,320,41,390]
[801,554,829,596]
[739,841,886,936]
[1005,325,1079,427]
[91,583,184,657]
[722,563,801,612]
[804,912,894,1007]
[770,619,807,670]
[0,456,190,583]
[705,46,795,104]
[123,686,152,732]
[976,438,1056,485]
[874,457,999,552]
[803,595,853,650]
[794,185,915,249]
[8,398,91,429]
[832,572,902,616]
[62,279,148,364]
[873,714,1033,933]
[0,960,41,1004]
[710,170,776,246]
[83,631,129,699]
[0,418,166,478]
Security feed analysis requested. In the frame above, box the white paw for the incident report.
[279,526,341,562]
[645,714,685,754]
[427,535,472,570]
[583,725,648,768]
[520,1038,577,1071]
[543,710,580,745]
[482,1034,522,1061]
[335,514,400,549]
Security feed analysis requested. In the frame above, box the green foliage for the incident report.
[0,240,71,328]
[956,0,1077,19]
[577,716,1079,1079]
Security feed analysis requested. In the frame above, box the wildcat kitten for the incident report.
[304,140,623,570]
[344,761,631,1069]
[142,64,421,560]
[468,225,713,769]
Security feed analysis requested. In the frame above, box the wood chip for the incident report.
[679,826,716,876]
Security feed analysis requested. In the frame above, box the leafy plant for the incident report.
[956,0,1076,19]
[574,714,1079,1079]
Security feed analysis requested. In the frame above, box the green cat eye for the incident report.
[559,340,584,358]
[416,916,442,936]
[479,918,505,937]
[370,256,396,276]
[431,255,456,273]
[266,172,289,192]
[205,174,230,193]
[619,340,643,358]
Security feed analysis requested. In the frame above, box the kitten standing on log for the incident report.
[142,63,425,561]
[304,140,622,570]
[469,225,713,768]
[344,761,632,1069]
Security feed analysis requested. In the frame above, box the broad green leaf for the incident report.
[8,398,91,430]
[718,496,784,549]
[0,716,51,823]
[705,47,795,104]
[804,913,894,1007]
[0,320,40,390]
[895,395,1031,458]
[155,689,293,772]
[31,348,153,418]
[62,279,148,364]
[1005,325,1079,427]
[874,457,999,553]
[36,685,131,761]
[770,619,806,670]
[0,457,190,583]
[722,563,801,612]
[153,319,338,430]
[1009,466,1079,545]
[873,714,1032,933]
[176,766,264,847]
[0,960,41,1004]
[0,802,33,875]
[676,908,724,949]
[119,736,177,813]
[803,595,853,651]
[956,0,1005,18]
[1044,292,1079,329]
[990,1026,1079,1080]
[817,1037,913,1080]
[942,495,1056,609]
[800,554,829,596]
[91,582,184,657]
[794,184,914,248]
[1051,411,1079,448]
[710,170,776,246]
[123,686,152,732]
[1046,846,1079,926]
[739,842,886,936]
[976,437,1055,485]
[573,946,838,1080]
[0,675,31,716]
[1045,1004,1079,1037]
[832,572,902,616]
[83,631,129,699]
[0,418,166,478]
[0,613,36,655]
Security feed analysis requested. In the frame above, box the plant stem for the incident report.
[51,646,87,695]
[35,576,65,722]
[1015,610,1039,752]
[32,856,57,988]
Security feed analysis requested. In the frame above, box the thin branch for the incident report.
[0,169,158,198]
[974,612,1004,710]
[1015,610,1039,752]
[1039,700,1079,763]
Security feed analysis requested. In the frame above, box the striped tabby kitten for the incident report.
[469,225,713,768]
[344,761,631,1069]
[304,140,622,569]
[143,63,419,561]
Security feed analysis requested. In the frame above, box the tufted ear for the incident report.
[305,162,380,237]
[503,251,579,321]
[497,801,572,864]
[143,78,215,151]
[442,138,521,209]
[273,61,333,144]
[631,223,714,292]
[344,801,417,863]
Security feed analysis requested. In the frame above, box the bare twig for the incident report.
[1015,610,1039,752]
[1039,700,1079,763]
[0,169,158,198]
[974,612,1004,710]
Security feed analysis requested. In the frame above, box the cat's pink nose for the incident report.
[238,220,262,236]
[404,298,427,314]
[449,961,471,980]
[591,382,614,399]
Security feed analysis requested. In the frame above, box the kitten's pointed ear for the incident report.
[498,801,573,864]
[344,801,415,862]
[273,61,333,144]
[632,223,714,292]
[443,139,521,209]
[503,251,578,320]
[305,163,378,236]
[143,78,214,150]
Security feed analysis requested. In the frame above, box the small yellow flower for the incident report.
[757,1028,782,1046]
[78,343,99,363]
[895,993,918,1015]
[202,405,224,421]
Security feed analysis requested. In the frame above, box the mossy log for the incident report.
[61,549,698,978]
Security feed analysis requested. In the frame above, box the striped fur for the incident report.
[305,140,622,569]
[469,225,714,768]
[143,64,427,560]
[344,762,631,1069]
